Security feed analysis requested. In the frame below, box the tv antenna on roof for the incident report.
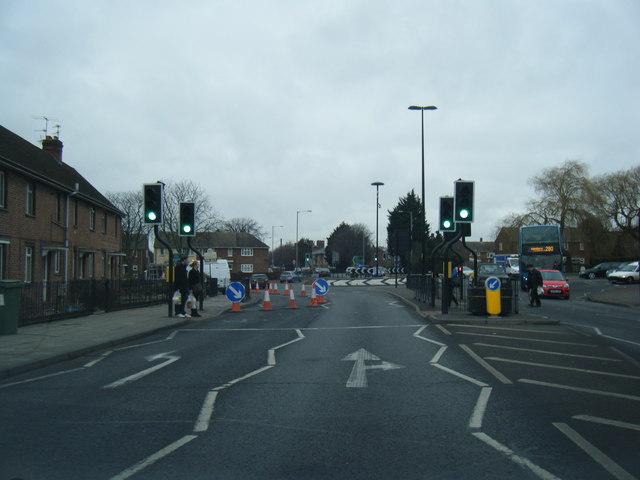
[32,115,60,139]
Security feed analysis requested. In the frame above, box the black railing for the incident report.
[19,279,170,326]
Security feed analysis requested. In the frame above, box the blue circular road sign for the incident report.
[484,276,501,291]
[313,278,329,296]
[226,282,246,302]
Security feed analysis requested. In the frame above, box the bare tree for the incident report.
[593,165,640,242]
[222,217,266,240]
[106,190,148,275]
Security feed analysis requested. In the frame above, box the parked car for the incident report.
[250,273,269,289]
[461,266,474,278]
[476,263,509,283]
[607,261,639,284]
[315,267,331,277]
[579,262,624,279]
[539,269,570,299]
[280,270,301,283]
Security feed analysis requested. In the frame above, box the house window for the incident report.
[89,208,96,231]
[241,248,253,256]
[241,264,254,273]
[102,211,107,234]
[54,251,61,274]
[25,182,35,216]
[0,170,6,208]
[579,242,584,251]
[56,193,62,223]
[499,242,503,251]
[227,248,233,257]
[0,242,6,279]
[24,246,34,283]
[73,199,78,227]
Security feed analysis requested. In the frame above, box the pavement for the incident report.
[1,281,638,380]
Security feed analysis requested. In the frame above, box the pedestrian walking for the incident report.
[174,256,190,317]
[526,263,543,307]
[188,259,202,317]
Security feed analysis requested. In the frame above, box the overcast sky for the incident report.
[2,0,639,247]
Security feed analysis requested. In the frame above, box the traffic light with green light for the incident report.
[454,180,474,223]
[439,196,455,232]
[143,183,163,225]
[179,202,195,237]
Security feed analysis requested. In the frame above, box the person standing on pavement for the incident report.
[526,263,543,307]
[174,256,190,317]
[188,260,202,317]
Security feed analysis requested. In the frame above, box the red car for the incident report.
[539,269,570,299]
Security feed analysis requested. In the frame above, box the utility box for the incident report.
[0,280,22,335]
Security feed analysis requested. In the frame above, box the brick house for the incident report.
[0,125,123,283]
[150,231,269,276]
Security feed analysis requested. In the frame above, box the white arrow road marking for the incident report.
[342,348,404,388]
[103,351,181,389]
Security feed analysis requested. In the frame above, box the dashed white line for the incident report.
[431,363,488,387]
[472,342,621,362]
[468,387,492,429]
[553,423,636,480]
[486,357,640,380]
[108,435,197,480]
[457,332,597,347]
[518,379,640,402]
[472,432,562,480]
[573,415,640,432]
[459,344,512,384]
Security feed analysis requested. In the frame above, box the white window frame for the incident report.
[227,248,234,257]
[241,264,254,273]
[54,251,61,274]
[25,246,33,283]
[0,170,6,208]
[25,182,35,215]
[89,207,96,231]
[241,248,253,256]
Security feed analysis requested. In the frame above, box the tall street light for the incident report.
[371,182,384,277]
[271,225,283,267]
[296,210,312,271]
[408,105,437,276]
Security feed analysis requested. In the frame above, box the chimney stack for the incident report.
[42,135,63,163]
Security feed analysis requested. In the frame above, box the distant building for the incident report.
[0,125,123,282]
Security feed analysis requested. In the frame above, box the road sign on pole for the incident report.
[313,278,329,296]
[226,282,246,302]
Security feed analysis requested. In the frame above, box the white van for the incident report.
[202,259,231,293]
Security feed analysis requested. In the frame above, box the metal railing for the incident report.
[19,279,170,326]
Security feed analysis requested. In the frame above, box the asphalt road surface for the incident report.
[1,287,639,480]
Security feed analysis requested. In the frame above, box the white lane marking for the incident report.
[573,415,640,432]
[468,387,492,429]
[473,342,621,362]
[108,434,197,480]
[599,333,640,348]
[472,432,562,480]
[83,350,113,367]
[456,331,597,347]
[518,379,640,402]
[448,324,568,335]
[179,324,423,332]
[193,330,306,433]
[430,346,448,364]
[431,363,488,387]
[435,324,451,335]
[609,347,640,369]
[553,423,636,480]
[194,391,219,432]
[413,326,446,346]
[268,329,305,366]
[0,367,85,389]
[102,352,180,389]
[459,344,512,384]
[486,357,640,380]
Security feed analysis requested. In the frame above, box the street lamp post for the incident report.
[271,225,283,267]
[296,210,311,271]
[408,105,437,276]
[371,182,384,277]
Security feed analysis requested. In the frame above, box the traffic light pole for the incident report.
[441,227,464,314]
[429,235,447,307]
[187,237,204,311]
[154,225,174,317]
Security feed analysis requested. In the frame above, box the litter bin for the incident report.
[0,280,22,335]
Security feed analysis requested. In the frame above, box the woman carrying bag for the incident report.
[188,260,203,317]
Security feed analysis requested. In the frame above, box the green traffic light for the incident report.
[443,220,452,229]
[147,211,157,221]
[182,225,192,234]
[459,209,469,219]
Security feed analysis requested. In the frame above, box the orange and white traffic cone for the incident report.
[308,286,318,307]
[283,281,290,296]
[255,281,260,294]
[269,282,274,294]
[231,301,241,312]
[300,282,307,297]
[273,282,279,295]
[261,289,273,311]
[288,287,297,309]
[317,292,326,304]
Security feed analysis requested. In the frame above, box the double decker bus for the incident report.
[518,225,564,288]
